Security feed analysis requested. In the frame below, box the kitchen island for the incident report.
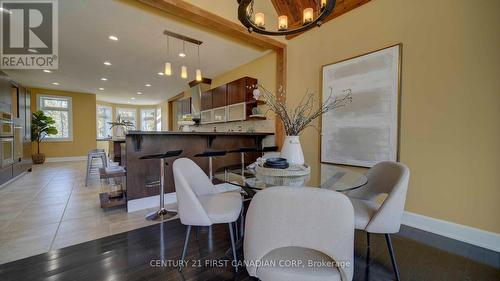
[125,131,273,210]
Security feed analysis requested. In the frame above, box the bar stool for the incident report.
[85,149,108,186]
[140,150,183,221]
[228,147,258,176]
[193,150,226,180]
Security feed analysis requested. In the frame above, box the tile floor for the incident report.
[0,161,174,265]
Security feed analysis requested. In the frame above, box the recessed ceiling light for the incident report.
[43,69,52,73]
[127,101,131,104]
[108,35,119,41]
[157,72,164,76]
[131,97,136,100]
[145,84,151,87]
[103,61,112,66]
[99,88,104,91]
[178,52,186,58]
[137,92,142,95]
[101,77,107,81]
[28,49,38,53]
[52,82,59,85]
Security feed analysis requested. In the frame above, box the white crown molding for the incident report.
[402,211,500,252]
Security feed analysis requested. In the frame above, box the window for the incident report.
[38,95,72,141]
[96,105,112,139]
[116,108,137,137]
[156,107,162,131]
[141,108,156,131]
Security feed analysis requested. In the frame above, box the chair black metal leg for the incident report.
[208,225,213,251]
[385,234,400,281]
[179,225,192,272]
[365,232,371,281]
[239,204,245,239]
[228,222,238,273]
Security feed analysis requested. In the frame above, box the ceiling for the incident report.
[4,0,268,105]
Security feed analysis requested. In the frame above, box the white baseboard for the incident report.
[45,156,87,162]
[0,172,26,189]
[402,211,500,252]
[127,192,177,213]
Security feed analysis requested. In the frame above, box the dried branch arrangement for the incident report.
[256,85,352,136]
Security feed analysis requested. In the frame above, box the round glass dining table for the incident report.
[215,164,368,197]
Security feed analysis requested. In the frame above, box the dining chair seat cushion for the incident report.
[197,191,242,224]
[256,246,342,281]
[350,198,380,230]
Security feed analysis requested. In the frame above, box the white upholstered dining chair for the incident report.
[345,161,410,281]
[173,158,243,272]
[244,186,355,281]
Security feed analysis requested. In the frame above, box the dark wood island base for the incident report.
[125,131,274,203]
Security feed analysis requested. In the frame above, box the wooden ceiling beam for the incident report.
[137,0,285,50]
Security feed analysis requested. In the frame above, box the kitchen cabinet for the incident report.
[200,110,213,124]
[197,76,261,125]
[211,85,227,108]
[13,85,24,178]
[0,72,32,186]
[200,90,212,111]
[212,107,226,123]
[177,98,191,120]
[181,98,191,116]
[227,77,257,105]
[227,102,246,121]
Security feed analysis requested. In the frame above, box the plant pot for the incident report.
[32,153,46,164]
[280,136,305,166]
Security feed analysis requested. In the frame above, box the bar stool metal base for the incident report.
[145,208,177,221]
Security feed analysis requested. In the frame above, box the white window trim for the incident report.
[96,104,113,140]
[37,94,73,142]
[140,108,156,131]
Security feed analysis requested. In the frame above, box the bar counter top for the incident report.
[126,130,274,136]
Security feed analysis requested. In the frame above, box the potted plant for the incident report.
[257,85,352,165]
[31,110,58,164]
[108,115,135,136]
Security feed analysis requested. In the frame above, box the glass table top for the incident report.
[214,164,368,195]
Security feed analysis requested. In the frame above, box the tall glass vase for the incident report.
[280,136,305,166]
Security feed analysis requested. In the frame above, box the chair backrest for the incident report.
[347,161,410,233]
[244,186,354,281]
[172,158,216,226]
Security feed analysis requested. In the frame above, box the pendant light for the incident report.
[181,66,188,79]
[195,44,202,81]
[164,35,172,76]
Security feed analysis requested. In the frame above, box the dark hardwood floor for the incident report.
[0,218,498,281]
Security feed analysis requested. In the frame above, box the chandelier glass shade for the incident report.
[237,0,336,36]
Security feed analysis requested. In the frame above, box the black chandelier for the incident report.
[237,0,336,36]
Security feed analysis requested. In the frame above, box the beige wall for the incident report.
[286,0,500,233]
[30,88,97,157]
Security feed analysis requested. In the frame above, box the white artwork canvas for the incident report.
[321,45,401,167]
